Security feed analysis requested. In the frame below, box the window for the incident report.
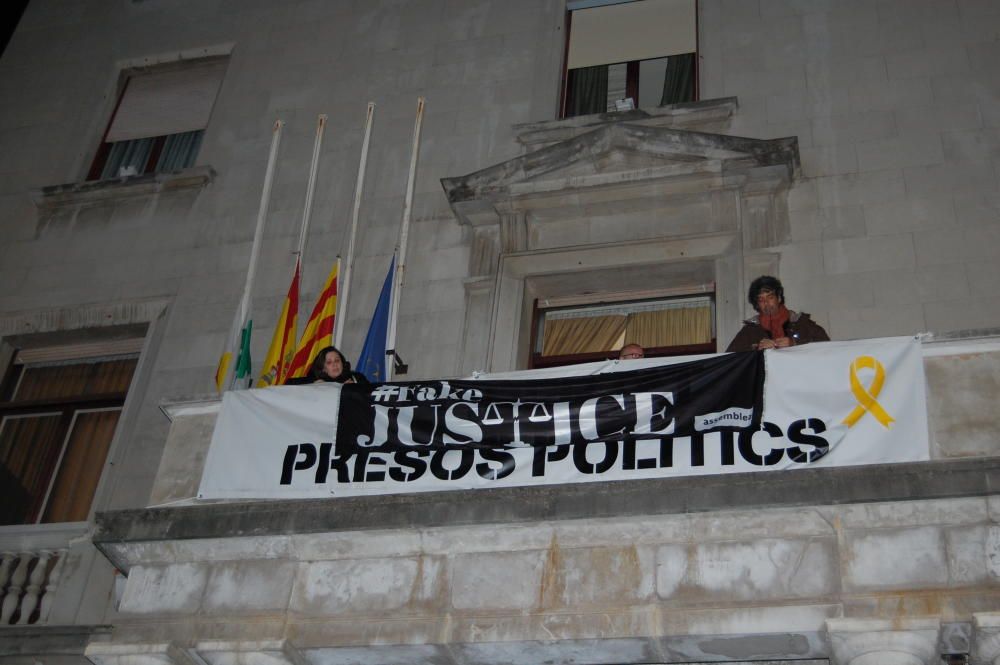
[0,340,141,525]
[562,0,697,118]
[87,57,226,181]
[530,291,716,368]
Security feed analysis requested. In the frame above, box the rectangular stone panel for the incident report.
[119,563,207,615]
[843,526,949,591]
[656,537,838,603]
[538,545,655,610]
[450,550,546,611]
[202,560,297,614]
[289,556,436,617]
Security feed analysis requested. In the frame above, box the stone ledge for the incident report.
[513,97,740,148]
[31,165,215,209]
[0,625,111,657]
[94,457,1000,549]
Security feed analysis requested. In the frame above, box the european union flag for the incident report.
[356,257,394,383]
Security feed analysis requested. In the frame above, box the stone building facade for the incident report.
[0,1,999,664]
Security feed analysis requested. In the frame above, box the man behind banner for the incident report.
[619,343,644,360]
[727,276,829,352]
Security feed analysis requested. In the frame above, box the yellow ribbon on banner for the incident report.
[842,355,895,429]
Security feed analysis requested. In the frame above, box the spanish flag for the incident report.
[256,260,300,387]
[285,259,339,380]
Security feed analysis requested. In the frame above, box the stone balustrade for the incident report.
[0,550,67,626]
[0,523,86,627]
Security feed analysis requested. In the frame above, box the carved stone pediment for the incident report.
[441,121,799,229]
[440,98,801,373]
[512,97,740,149]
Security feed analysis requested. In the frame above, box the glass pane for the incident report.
[565,65,609,117]
[13,358,137,402]
[605,62,628,111]
[100,137,154,179]
[155,129,204,172]
[42,409,121,523]
[641,52,695,107]
[638,56,669,109]
[0,413,64,525]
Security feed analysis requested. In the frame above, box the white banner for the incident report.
[198,337,928,499]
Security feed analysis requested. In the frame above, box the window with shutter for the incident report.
[87,57,226,181]
[562,0,698,118]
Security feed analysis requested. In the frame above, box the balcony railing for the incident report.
[0,523,85,626]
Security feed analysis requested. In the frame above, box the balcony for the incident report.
[5,334,1000,665]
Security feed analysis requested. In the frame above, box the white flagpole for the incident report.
[296,114,327,261]
[334,102,376,350]
[385,97,424,381]
[224,118,283,391]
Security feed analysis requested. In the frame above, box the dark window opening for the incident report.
[565,53,696,117]
[0,354,138,525]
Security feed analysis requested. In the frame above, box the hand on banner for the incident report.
[755,336,792,350]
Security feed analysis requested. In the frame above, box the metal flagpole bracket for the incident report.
[385,349,408,376]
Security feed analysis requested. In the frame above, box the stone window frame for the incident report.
[86,49,229,182]
[0,298,170,527]
[30,44,232,211]
[560,0,700,117]
[0,348,140,526]
[528,287,718,369]
[485,233,743,373]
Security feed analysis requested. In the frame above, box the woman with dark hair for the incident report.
[289,346,369,385]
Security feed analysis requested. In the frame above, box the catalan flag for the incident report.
[256,260,300,387]
[285,259,339,380]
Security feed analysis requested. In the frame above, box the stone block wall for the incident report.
[701,0,1000,340]
[98,496,999,663]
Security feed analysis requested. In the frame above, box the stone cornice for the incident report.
[31,166,215,210]
[93,456,1000,570]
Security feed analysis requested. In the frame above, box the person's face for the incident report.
[756,289,780,315]
[620,345,644,360]
[323,351,344,377]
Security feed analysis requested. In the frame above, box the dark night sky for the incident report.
[1,0,30,59]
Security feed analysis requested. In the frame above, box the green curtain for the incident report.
[660,53,695,106]
[566,65,609,117]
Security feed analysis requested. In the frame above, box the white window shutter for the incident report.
[568,0,696,70]
[106,59,226,142]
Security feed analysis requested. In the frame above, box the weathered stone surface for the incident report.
[450,550,545,611]
[925,350,1000,458]
[542,544,655,609]
[289,557,438,616]
[843,526,949,591]
[202,560,297,614]
[826,618,941,665]
[656,538,838,602]
[150,408,219,506]
[119,564,207,615]
[94,458,1000,553]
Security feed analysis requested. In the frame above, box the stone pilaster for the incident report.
[498,210,528,253]
[459,225,501,375]
[826,618,942,665]
[974,613,1000,665]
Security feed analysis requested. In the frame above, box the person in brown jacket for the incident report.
[726,276,829,352]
